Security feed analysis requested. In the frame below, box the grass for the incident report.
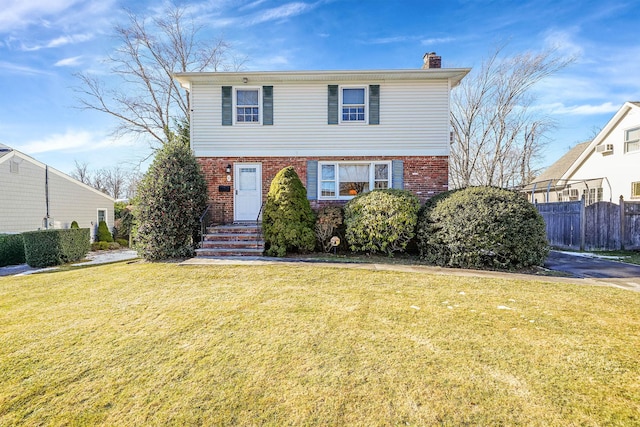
[592,250,640,265]
[1,262,639,426]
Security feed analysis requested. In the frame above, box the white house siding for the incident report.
[0,156,47,232]
[0,152,114,235]
[190,80,451,157]
[570,106,640,201]
[47,168,115,232]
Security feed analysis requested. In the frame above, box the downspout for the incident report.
[45,165,50,229]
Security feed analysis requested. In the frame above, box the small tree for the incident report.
[263,167,315,257]
[97,220,114,243]
[135,141,208,260]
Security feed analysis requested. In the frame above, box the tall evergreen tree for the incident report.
[135,141,207,260]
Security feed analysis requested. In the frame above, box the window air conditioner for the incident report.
[595,144,614,154]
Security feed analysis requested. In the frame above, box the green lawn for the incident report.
[1,262,639,426]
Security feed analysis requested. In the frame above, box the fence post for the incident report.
[620,195,625,250]
[580,196,586,251]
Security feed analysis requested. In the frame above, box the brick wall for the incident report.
[198,156,448,223]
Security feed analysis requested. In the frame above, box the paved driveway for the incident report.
[545,250,640,292]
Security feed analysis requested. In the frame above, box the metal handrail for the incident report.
[256,201,266,250]
[198,204,212,248]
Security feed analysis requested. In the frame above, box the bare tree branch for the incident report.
[74,3,239,147]
[450,45,575,189]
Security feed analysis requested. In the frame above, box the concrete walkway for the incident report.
[4,249,639,292]
[181,251,640,292]
[0,250,139,277]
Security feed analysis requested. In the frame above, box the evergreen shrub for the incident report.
[417,186,549,270]
[70,221,79,229]
[344,189,420,255]
[262,166,316,257]
[135,141,208,260]
[97,220,114,242]
[0,234,25,267]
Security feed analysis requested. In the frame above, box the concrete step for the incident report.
[201,240,264,250]
[196,247,264,257]
[203,233,262,242]
[199,222,264,257]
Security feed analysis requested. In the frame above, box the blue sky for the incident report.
[1,0,639,176]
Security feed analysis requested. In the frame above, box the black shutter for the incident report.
[369,85,380,125]
[263,86,273,125]
[328,85,338,125]
[222,86,232,126]
[306,160,318,200]
[392,160,404,189]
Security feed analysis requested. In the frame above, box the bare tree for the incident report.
[99,166,129,199]
[70,162,140,199]
[450,45,575,189]
[70,160,92,185]
[74,3,244,147]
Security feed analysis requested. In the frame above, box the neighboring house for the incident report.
[0,144,114,240]
[175,53,470,223]
[525,102,640,205]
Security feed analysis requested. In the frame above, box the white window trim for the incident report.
[233,86,262,125]
[624,126,640,154]
[318,160,391,200]
[97,208,108,226]
[339,85,368,125]
[632,181,640,199]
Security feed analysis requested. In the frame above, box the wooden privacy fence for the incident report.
[535,197,640,251]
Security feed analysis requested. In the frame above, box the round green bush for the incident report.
[344,189,420,255]
[263,166,316,257]
[97,220,114,243]
[417,186,548,270]
[70,221,79,229]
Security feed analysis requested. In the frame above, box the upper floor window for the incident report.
[319,161,390,199]
[341,87,366,123]
[235,88,260,123]
[625,127,640,153]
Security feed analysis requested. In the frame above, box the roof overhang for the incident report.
[174,68,471,91]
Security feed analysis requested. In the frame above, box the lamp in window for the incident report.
[225,164,232,174]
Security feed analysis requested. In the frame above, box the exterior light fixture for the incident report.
[225,164,232,174]
[242,77,248,83]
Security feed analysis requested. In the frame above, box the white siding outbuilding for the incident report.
[0,145,114,239]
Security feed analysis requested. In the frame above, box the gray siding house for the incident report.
[0,144,114,241]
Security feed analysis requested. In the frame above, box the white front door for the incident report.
[234,163,262,221]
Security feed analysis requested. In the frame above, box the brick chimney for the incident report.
[422,52,441,69]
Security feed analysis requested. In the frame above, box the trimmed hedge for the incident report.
[0,234,26,267]
[22,228,91,268]
[417,186,548,270]
[344,189,420,255]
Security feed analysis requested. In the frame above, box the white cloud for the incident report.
[0,60,50,75]
[16,130,137,155]
[212,1,315,27]
[539,102,621,116]
[0,0,79,32]
[20,33,94,51]
[421,37,455,45]
[54,56,83,67]
[543,28,584,59]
